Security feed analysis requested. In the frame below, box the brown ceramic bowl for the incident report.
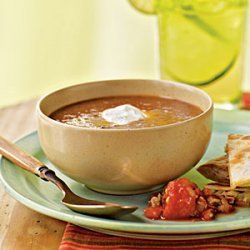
[37,79,213,194]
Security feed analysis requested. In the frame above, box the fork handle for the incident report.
[0,135,44,176]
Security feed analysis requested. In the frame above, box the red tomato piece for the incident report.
[144,206,163,220]
[162,178,201,219]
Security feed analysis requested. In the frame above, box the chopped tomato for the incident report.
[144,206,163,220]
[144,177,236,221]
[161,178,201,219]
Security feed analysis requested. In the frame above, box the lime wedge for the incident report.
[128,0,158,14]
[159,11,237,85]
[164,57,236,86]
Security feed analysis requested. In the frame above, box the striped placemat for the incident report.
[59,223,250,249]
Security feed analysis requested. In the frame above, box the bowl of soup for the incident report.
[37,79,213,194]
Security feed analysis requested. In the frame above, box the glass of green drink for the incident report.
[129,0,248,109]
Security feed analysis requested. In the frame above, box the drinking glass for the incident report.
[129,0,248,109]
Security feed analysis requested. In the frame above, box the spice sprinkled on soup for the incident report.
[50,96,202,129]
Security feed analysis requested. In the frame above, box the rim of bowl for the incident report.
[36,79,213,132]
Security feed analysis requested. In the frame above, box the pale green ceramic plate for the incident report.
[0,109,250,238]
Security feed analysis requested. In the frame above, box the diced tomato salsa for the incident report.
[144,178,234,221]
[162,178,201,219]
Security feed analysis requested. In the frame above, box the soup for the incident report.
[50,96,202,129]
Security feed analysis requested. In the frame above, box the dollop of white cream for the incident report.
[101,104,147,125]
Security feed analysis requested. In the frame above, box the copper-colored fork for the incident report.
[0,135,137,217]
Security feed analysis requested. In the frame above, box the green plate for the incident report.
[0,109,250,238]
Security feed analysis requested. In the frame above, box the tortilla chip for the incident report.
[228,134,250,188]
[197,155,229,184]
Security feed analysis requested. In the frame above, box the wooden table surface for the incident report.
[0,99,66,250]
